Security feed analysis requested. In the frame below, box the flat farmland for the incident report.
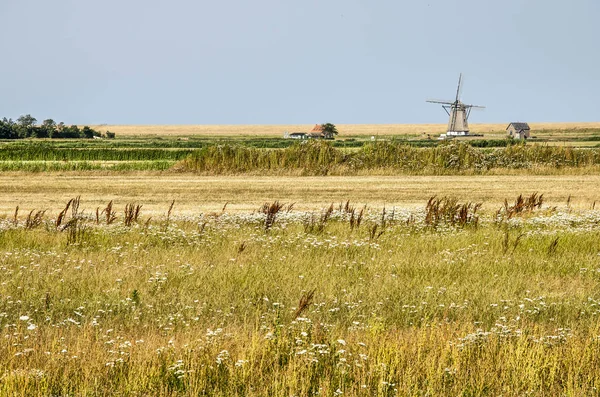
[1,173,599,216]
[92,122,600,138]
[4,133,600,395]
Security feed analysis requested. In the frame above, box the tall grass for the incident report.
[1,200,600,395]
[0,160,175,172]
[0,145,193,161]
[179,141,600,175]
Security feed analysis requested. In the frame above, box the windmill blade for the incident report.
[426,99,454,105]
[464,104,486,109]
[455,73,463,102]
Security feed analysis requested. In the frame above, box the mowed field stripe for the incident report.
[1,174,599,215]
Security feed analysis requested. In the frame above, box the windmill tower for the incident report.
[427,74,485,137]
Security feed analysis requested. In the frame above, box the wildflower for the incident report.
[215,350,230,365]
[27,323,36,330]
[337,339,346,346]
[19,315,29,321]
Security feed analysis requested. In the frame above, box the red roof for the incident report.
[310,124,324,133]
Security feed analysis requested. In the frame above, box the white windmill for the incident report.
[427,74,485,138]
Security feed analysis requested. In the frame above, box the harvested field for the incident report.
[1,173,599,216]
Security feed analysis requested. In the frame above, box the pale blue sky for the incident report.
[1,0,598,125]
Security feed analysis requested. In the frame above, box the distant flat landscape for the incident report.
[91,122,600,137]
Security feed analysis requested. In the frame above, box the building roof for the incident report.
[507,122,530,130]
[310,124,324,133]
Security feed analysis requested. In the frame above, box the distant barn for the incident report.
[507,122,531,140]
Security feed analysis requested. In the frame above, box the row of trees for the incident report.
[0,115,114,139]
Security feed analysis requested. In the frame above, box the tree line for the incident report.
[0,114,115,139]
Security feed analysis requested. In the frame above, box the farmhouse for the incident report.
[284,124,335,140]
[308,124,335,140]
[507,122,531,140]
[283,132,307,139]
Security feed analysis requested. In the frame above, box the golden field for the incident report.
[91,122,600,137]
[1,173,599,216]
[3,186,600,394]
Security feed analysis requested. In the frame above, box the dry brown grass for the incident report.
[1,173,599,216]
[90,122,600,137]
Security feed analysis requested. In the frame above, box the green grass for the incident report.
[0,146,193,161]
[180,141,600,175]
[1,202,600,395]
[0,160,176,171]
[3,137,600,175]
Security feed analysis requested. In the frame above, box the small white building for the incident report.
[507,122,531,140]
[284,132,307,139]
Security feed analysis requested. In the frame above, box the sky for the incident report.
[1,0,599,125]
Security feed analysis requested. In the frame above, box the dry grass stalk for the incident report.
[25,209,46,230]
[499,193,544,220]
[349,206,365,231]
[198,221,208,234]
[338,200,354,214]
[304,203,334,234]
[64,217,86,245]
[547,237,559,255]
[501,228,525,255]
[101,201,117,225]
[163,200,175,231]
[124,203,142,227]
[369,223,386,241]
[56,198,74,229]
[261,201,285,230]
[293,289,316,319]
[167,200,175,221]
[425,196,481,228]
[380,206,387,228]
[70,196,81,218]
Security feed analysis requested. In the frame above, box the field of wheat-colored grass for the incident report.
[2,196,600,395]
[91,122,600,137]
[1,173,599,216]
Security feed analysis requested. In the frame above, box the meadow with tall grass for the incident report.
[4,135,600,174]
[2,195,600,395]
[180,141,600,175]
